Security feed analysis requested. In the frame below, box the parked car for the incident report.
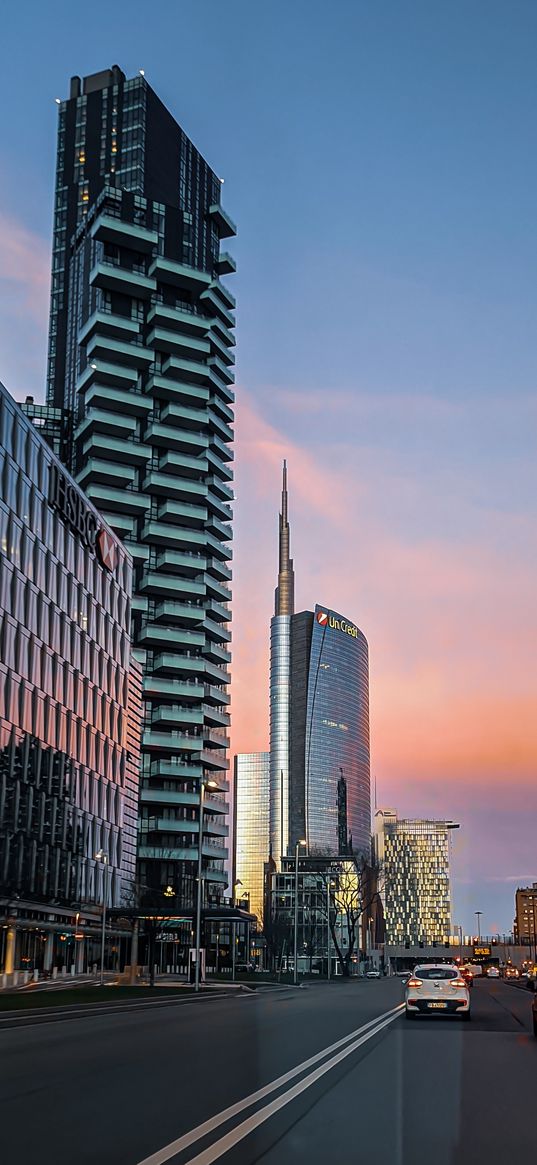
[366,969,381,979]
[532,991,537,1037]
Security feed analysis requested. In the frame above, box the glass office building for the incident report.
[234,752,270,923]
[375,809,458,945]
[0,379,140,972]
[269,466,371,864]
[45,66,234,909]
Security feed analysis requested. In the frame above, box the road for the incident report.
[1,977,535,1165]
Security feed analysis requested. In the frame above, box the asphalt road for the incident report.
[1,977,535,1165]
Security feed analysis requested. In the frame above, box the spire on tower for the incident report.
[274,459,295,615]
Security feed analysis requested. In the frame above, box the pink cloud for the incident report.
[231,388,537,801]
[0,212,50,399]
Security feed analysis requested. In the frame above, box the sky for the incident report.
[1,0,536,934]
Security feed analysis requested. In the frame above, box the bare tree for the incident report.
[317,857,384,977]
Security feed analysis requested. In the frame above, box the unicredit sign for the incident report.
[316,607,359,639]
[48,464,115,570]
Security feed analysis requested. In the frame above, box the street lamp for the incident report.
[326,877,336,982]
[195,778,219,993]
[475,911,482,941]
[231,880,243,982]
[95,850,109,987]
[293,840,307,986]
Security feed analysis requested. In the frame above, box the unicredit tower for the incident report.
[269,465,371,865]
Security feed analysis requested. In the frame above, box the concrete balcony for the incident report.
[203,574,232,603]
[207,476,234,502]
[157,498,207,527]
[205,530,232,561]
[160,401,209,432]
[203,706,231,729]
[90,260,154,298]
[149,256,212,292]
[148,302,209,333]
[210,434,234,463]
[216,251,236,276]
[209,316,236,349]
[207,491,232,523]
[144,469,208,503]
[76,406,137,440]
[138,571,205,599]
[200,748,229,772]
[200,286,235,329]
[203,616,231,643]
[86,333,154,368]
[77,360,138,394]
[206,514,232,544]
[208,355,234,387]
[156,549,207,576]
[157,451,209,479]
[145,421,208,455]
[91,213,158,252]
[206,448,234,482]
[204,640,232,666]
[141,520,207,552]
[154,600,205,626]
[143,677,205,702]
[138,622,205,651]
[205,598,231,624]
[146,374,210,407]
[208,203,237,239]
[152,653,205,677]
[208,328,236,366]
[205,557,232,582]
[84,383,153,418]
[162,354,211,387]
[147,326,210,361]
[77,458,136,488]
[150,706,204,730]
[84,482,150,516]
[142,730,204,754]
[203,683,231,707]
[203,661,230,686]
[146,762,204,782]
[81,432,151,466]
[79,309,140,345]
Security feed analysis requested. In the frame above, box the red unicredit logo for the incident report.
[97,528,118,572]
[316,609,328,626]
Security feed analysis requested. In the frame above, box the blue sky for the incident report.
[1,0,536,932]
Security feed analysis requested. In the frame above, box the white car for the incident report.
[405,964,471,1020]
[366,969,381,979]
[486,965,500,978]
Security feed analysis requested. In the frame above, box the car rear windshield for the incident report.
[414,967,458,980]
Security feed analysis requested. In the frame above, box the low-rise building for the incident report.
[0,380,140,976]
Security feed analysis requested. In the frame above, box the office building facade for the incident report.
[234,752,270,923]
[46,67,235,909]
[269,467,371,864]
[0,379,139,972]
[514,882,537,946]
[375,809,458,945]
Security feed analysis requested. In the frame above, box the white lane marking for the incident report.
[136,1003,404,1165]
[181,1011,401,1165]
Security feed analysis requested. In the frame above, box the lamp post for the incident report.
[475,911,482,941]
[195,778,218,992]
[95,850,108,987]
[293,840,307,986]
[232,879,242,982]
[326,878,335,981]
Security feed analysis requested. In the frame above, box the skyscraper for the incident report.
[374,809,459,945]
[269,466,371,865]
[46,66,235,911]
[234,752,270,923]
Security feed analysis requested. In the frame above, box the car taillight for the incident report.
[406,978,423,988]
[450,978,467,987]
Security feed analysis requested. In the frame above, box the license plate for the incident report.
[428,1002,447,1009]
